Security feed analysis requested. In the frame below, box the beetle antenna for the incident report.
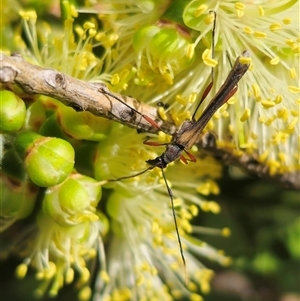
[100,87,161,129]
[108,167,152,182]
[161,168,188,283]
[192,10,217,120]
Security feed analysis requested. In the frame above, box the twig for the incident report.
[0,53,175,134]
[0,53,299,190]
[199,133,300,190]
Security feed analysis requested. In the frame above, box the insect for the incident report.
[157,101,169,109]
[100,11,250,275]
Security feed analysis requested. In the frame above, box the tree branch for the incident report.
[1,53,298,190]
[199,133,300,190]
[0,53,176,134]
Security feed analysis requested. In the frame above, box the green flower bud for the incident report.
[58,106,108,141]
[133,25,160,53]
[183,0,210,31]
[161,0,192,26]
[15,132,75,187]
[0,174,38,226]
[25,98,48,132]
[58,178,91,211]
[40,105,109,141]
[39,113,68,139]
[132,20,194,84]
[42,174,102,226]
[0,90,26,132]
[133,24,194,65]
[106,191,124,220]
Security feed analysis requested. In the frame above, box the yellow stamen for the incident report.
[95,32,105,41]
[190,204,199,216]
[190,293,203,301]
[269,160,280,175]
[120,69,130,79]
[278,152,286,162]
[176,94,188,106]
[285,39,294,46]
[287,118,298,130]
[204,57,218,67]
[239,55,252,65]
[173,198,182,208]
[70,5,78,17]
[235,2,245,17]
[282,18,291,24]
[200,280,211,294]
[19,10,37,21]
[186,43,195,59]
[250,132,257,139]
[83,22,95,30]
[202,48,210,59]
[288,86,300,94]
[182,220,192,233]
[100,270,110,283]
[75,26,85,38]
[150,266,158,275]
[200,201,210,211]
[15,264,28,279]
[261,100,276,108]
[188,92,197,104]
[181,208,192,221]
[270,57,280,65]
[209,201,220,214]
[228,97,236,104]
[158,107,167,121]
[158,131,172,143]
[80,267,90,283]
[265,116,276,125]
[243,26,253,34]
[65,268,74,284]
[269,23,282,31]
[222,227,231,237]
[36,271,44,280]
[202,49,218,67]
[292,44,300,53]
[236,9,244,18]
[289,67,297,79]
[221,257,232,266]
[240,108,251,122]
[89,29,96,37]
[235,2,245,10]
[110,74,120,85]
[259,150,269,162]
[258,5,264,17]
[274,95,283,104]
[252,83,261,101]
[254,31,267,39]
[194,4,208,18]
[204,13,214,25]
[291,110,299,117]
[187,281,198,292]
[136,275,144,286]
[44,262,56,279]
[163,72,173,85]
